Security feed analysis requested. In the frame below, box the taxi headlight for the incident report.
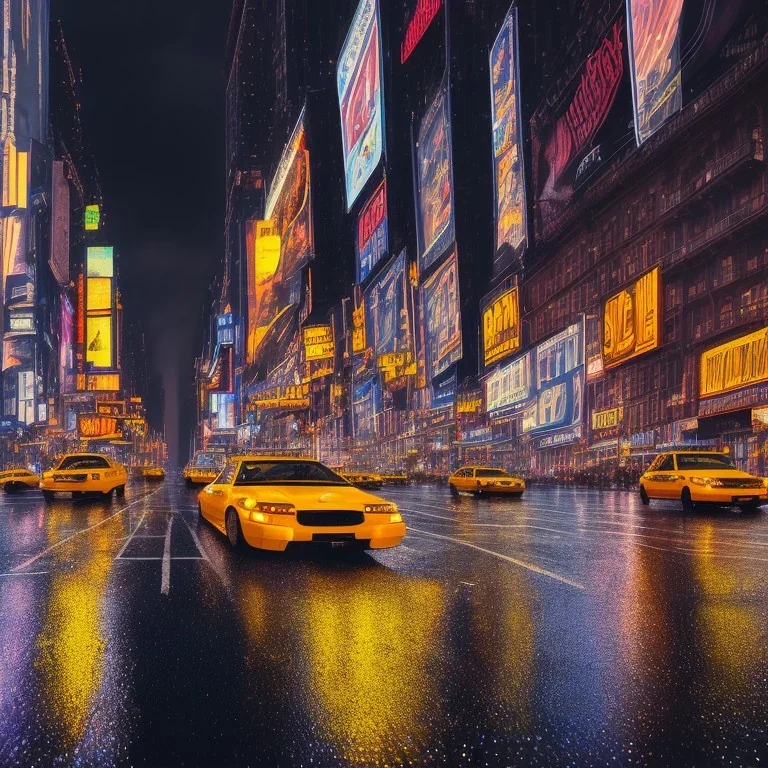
[241,501,296,516]
[365,503,396,514]
[389,512,403,524]
[249,511,268,523]
[42,471,53,480]
[690,477,723,487]
[237,497,257,510]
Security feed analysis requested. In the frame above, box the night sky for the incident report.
[54,1,231,464]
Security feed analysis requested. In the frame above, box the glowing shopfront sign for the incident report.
[700,327,768,398]
[303,325,335,361]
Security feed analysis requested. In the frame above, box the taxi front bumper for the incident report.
[477,483,525,495]
[185,473,219,485]
[239,515,407,552]
[689,486,767,505]
[40,476,122,494]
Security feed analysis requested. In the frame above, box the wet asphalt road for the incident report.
[0,478,767,767]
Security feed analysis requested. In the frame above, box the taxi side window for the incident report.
[216,462,238,485]
[657,455,675,471]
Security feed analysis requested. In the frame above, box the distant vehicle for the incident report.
[449,466,526,497]
[40,454,128,502]
[183,451,226,486]
[640,451,767,513]
[141,466,165,481]
[380,472,409,486]
[0,468,40,493]
[198,455,406,552]
[340,470,383,490]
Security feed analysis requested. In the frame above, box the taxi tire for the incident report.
[639,486,650,506]
[740,500,760,515]
[43,491,54,503]
[681,487,695,512]
[3,482,17,494]
[225,507,246,550]
[449,484,459,498]
[116,485,126,499]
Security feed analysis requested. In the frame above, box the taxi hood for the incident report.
[240,484,388,509]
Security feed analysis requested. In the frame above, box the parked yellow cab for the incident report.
[448,466,526,497]
[183,451,226,486]
[40,453,127,502]
[640,451,767,513]
[0,468,40,493]
[198,456,406,552]
[340,470,383,490]
[141,466,166,481]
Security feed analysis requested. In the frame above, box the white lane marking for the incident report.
[0,571,48,577]
[180,515,233,594]
[114,508,150,560]
[120,556,203,561]
[161,516,173,595]
[180,515,210,562]
[11,487,163,573]
[407,526,585,590]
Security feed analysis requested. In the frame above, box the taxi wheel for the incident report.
[639,486,650,506]
[115,485,126,499]
[102,489,114,501]
[449,484,459,498]
[681,488,695,512]
[740,501,760,515]
[4,482,17,494]
[43,491,54,503]
[225,508,245,550]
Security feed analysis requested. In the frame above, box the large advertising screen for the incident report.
[78,415,122,440]
[245,219,281,363]
[490,6,527,276]
[415,80,455,274]
[700,327,768,398]
[337,0,384,209]
[485,351,533,414]
[265,108,313,303]
[420,249,462,381]
[531,13,631,241]
[627,0,684,145]
[482,286,521,368]
[352,377,379,440]
[603,266,660,368]
[303,325,335,361]
[60,294,75,394]
[87,247,114,278]
[86,316,112,369]
[356,179,388,283]
[87,278,112,312]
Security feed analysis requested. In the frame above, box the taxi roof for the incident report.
[231,455,319,463]
[456,465,508,471]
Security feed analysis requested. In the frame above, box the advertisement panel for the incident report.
[86,316,112,369]
[337,0,385,209]
[265,108,313,303]
[415,80,455,273]
[246,219,282,363]
[367,251,412,361]
[60,294,75,394]
[50,161,71,286]
[252,384,310,411]
[352,377,379,440]
[699,327,768,398]
[303,325,335,361]
[602,266,660,368]
[485,351,533,414]
[351,297,367,354]
[420,249,462,381]
[522,321,585,439]
[217,393,237,430]
[77,415,122,440]
[84,204,101,231]
[356,179,388,283]
[2,214,35,309]
[87,247,114,278]
[87,278,112,312]
[401,0,443,63]
[482,286,521,368]
[626,0,685,145]
[531,13,631,241]
[431,369,457,409]
[490,6,527,275]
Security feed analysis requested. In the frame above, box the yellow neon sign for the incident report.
[700,327,768,397]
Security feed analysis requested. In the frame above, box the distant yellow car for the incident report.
[640,451,767,513]
[340,471,383,490]
[198,456,406,552]
[141,466,165,481]
[0,468,40,493]
[40,453,128,502]
[448,466,526,497]
[184,451,226,486]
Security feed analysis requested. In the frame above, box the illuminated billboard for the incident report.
[87,247,114,277]
[352,297,367,354]
[352,377,379,440]
[78,415,122,440]
[420,249,462,381]
[60,294,75,394]
[87,278,112,312]
[84,204,101,231]
[415,80,455,274]
[521,321,585,440]
[531,14,630,241]
[485,351,533,414]
[603,266,660,368]
[356,179,388,283]
[303,325,335,361]
[700,327,768,398]
[401,0,443,63]
[627,0,684,145]
[490,6,527,275]
[246,219,281,363]
[482,286,521,368]
[2,214,35,308]
[337,0,385,209]
[252,384,310,411]
[86,316,112,369]
[265,109,313,292]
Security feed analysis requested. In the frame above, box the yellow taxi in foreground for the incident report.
[40,453,128,502]
[340,471,383,490]
[0,468,40,493]
[141,466,166,481]
[198,456,406,552]
[184,451,226,486]
[640,451,767,513]
[449,466,526,497]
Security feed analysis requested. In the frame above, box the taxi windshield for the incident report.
[675,453,736,470]
[193,453,225,468]
[234,461,348,486]
[475,468,511,478]
[57,456,110,470]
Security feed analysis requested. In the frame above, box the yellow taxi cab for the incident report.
[40,453,128,502]
[448,466,526,497]
[141,466,166,481]
[183,451,226,486]
[340,470,383,490]
[0,468,41,493]
[640,450,767,513]
[198,456,406,552]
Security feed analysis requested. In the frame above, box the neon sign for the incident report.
[401,0,442,63]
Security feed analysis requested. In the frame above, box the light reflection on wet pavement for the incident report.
[0,478,766,766]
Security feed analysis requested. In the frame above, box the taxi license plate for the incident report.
[734,496,755,502]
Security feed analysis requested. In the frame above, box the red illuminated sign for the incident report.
[357,182,386,245]
[400,0,442,64]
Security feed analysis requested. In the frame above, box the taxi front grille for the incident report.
[297,510,364,527]
[718,478,764,489]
